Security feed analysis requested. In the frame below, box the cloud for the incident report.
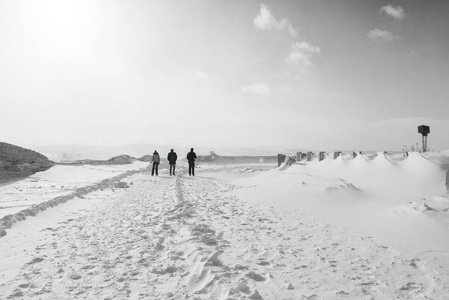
[405,49,419,58]
[280,85,293,92]
[380,5,405,20]
[254,4,297,36]
[241,83,271,95]
[286,41,321,66]
[194,70,210,80]
[368,29,395,42]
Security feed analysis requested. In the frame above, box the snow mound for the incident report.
[359,152,378,161]
[424,195,449,212]
[384,151,409,161]
[340,152,357,161]
[324,181,362,193]
[425,150,449,166]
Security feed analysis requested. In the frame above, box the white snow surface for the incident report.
[0,161,149,219]
[1,152,449,299]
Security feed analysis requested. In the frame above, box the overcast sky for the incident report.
[1,0,448,152]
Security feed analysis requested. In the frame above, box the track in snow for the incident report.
[1,166,447,299]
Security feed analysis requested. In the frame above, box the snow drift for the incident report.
[233,151,449,276]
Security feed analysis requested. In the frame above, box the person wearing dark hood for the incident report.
[186,148,197,176]
[167,149,178,176]
[151,150,160,176]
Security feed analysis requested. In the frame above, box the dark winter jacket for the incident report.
[167,151,177,164]
[187,151,197,163]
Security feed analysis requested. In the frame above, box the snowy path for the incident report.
[1,165,448,299]
[0,162,149,219]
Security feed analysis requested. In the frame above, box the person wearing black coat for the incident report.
[186,148,197,176]
[167,149,177,176]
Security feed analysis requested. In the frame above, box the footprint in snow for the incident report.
[70,274,82,280]
[246,271,266,282]
[27,257,45,264]
[17,283,30,289]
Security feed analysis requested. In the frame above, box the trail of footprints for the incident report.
[3,169,447,299]
[169,175,446,299]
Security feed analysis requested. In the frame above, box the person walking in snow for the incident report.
[186,148,197,176]
[151,150,160,176]
[167,149,177,176]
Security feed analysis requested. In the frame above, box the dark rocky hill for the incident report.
[138,155,152,162]
[0,142,54,183]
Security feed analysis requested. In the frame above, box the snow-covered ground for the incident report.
[0,161,149,219]
[1,152,449,299]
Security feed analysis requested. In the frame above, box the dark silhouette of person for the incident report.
[151,150,160,176]
[186,148,197,176]
[167,149,178,176]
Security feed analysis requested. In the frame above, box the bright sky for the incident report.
[1,0,448,151]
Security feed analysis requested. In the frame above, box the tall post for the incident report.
[418,125,430,153]
[306,152,312,161]
[319,151,325,161]
[423,135,427,153]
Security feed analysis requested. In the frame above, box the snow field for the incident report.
[1,161,448,299]
[0,161,150,219]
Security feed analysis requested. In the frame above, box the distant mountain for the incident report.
[33,143,162,161]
